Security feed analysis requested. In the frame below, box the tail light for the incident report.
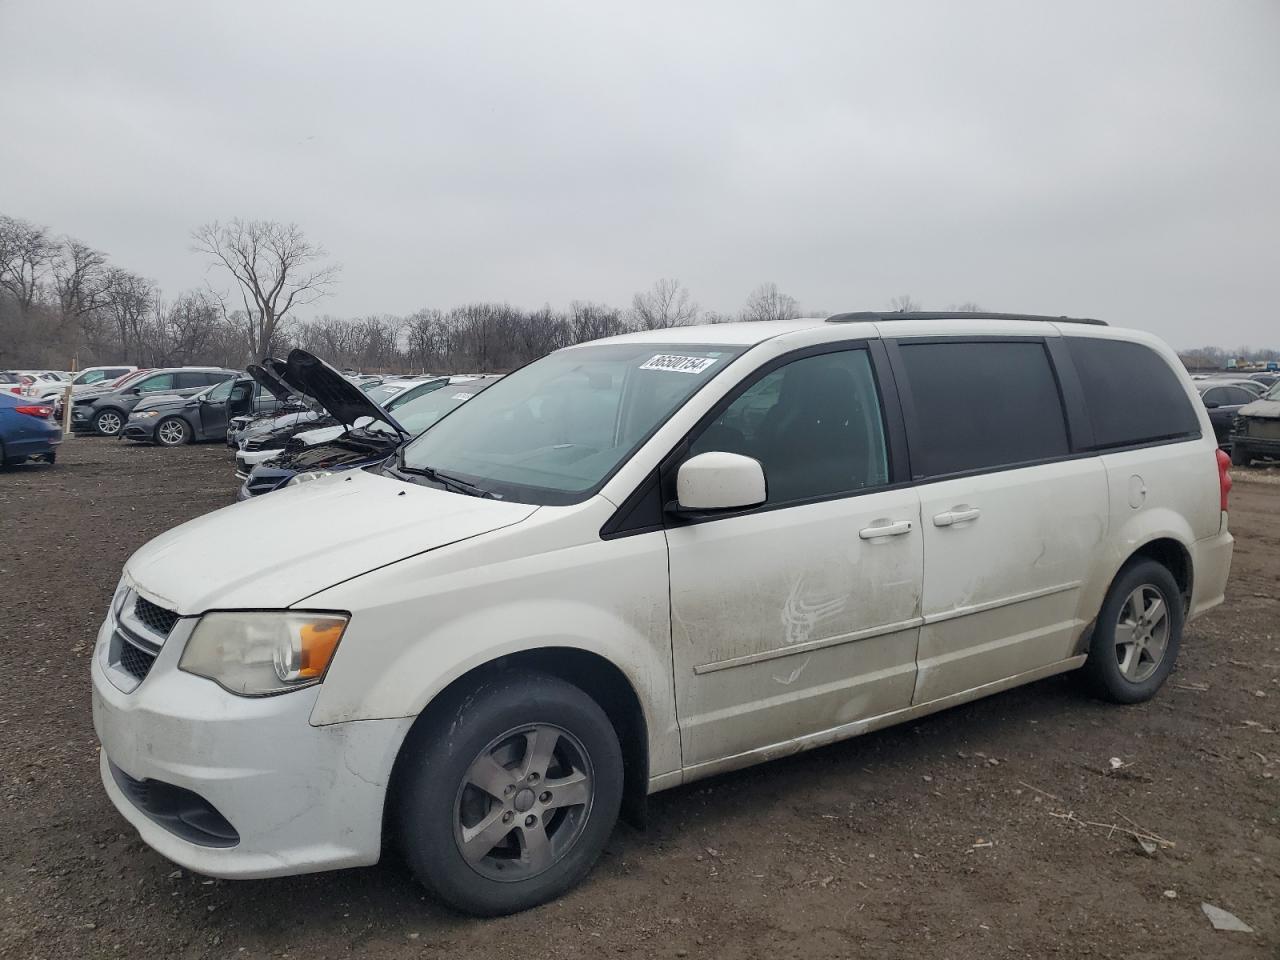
[15,405,54,420]
[1215,448,1232,512]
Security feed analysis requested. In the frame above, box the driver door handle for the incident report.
[933,507,981,527]
[859,519,914,540]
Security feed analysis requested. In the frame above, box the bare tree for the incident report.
[53,238,109,325]
[192,219,339,360]
[946,301,983,313]
[0,215,57,310]
[630,278,698,329]
[742,282,801,322]
[101,268,154,362]
[888,294,921,313]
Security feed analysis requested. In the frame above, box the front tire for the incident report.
[1084,559,1184,703]
[155,416,191,447]
[92,409,124,437]
[394,672,623,916]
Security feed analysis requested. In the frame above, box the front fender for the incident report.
[304,513,681,781]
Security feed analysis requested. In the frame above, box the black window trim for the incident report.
[601,339,911,538]
[600,332,1208,539]
[883,334,1079,483]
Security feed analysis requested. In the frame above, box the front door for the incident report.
[666,346,923,770]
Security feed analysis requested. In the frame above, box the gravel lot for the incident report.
[2,438,1277,959]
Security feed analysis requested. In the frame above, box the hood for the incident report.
[248,360,312,408]
[124,468,539,612]
[285,349,409,437]
[130,394,190,412]
[1238,397,1280,418]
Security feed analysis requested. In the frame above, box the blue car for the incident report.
[0,392,61,466]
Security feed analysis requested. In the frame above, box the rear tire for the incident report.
[1230,445,1252,467]
[1084,559,1183,704]
[394,672,623,916]
[155,417,191,447]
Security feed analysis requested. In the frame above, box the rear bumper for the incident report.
[1189,521,1234,620]
[4,430,61,457]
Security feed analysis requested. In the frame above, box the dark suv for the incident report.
[72,368,239,436]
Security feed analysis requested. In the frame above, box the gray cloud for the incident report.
[1,0,1276,346]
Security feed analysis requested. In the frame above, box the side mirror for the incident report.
[675,451,766,513]
[1203,400,1220,409]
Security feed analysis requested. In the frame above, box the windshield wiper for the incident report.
[393,449,498,498]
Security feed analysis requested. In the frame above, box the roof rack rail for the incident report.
[825,311,1106,327]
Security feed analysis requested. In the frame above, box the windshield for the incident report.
[392,382,492,435]
[368,382,415,405]
[399,343,746,504]
[1265,381,1280,401]
[386,378,447,411]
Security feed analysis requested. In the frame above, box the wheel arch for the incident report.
[385,647,651,838]
[1126,536,1193,611]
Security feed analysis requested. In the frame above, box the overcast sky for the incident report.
[1,1,1276,347]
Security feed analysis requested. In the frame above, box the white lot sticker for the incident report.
[451,392,473,400]
[639,354,718,374]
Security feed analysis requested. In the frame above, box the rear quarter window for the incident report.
[1066,338,1200,449]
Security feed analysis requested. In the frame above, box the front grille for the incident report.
[134,596,179,636]
[242,435,283,452]
[118,636,158,680]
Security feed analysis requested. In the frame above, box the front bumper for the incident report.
[121,422,157,442]
[1230,432,1280,457]
[91,611,413,879]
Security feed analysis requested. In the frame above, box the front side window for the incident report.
[400,343,746,504]
[206,378,235,403]
[897,340,1069,478]
[76,370,107,385]
[688,349,889,505]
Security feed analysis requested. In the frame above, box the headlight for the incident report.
[130,410,161,419]
[179,611,349,696]
[286,470,334,486]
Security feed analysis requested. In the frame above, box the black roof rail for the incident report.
[825,311,1106,327]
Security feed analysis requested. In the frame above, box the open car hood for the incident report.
[284,348,409,438]
[249,359,319,412]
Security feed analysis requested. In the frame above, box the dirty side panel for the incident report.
[666,489,923,767]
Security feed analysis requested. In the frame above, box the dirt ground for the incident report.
[1,438,1276,960]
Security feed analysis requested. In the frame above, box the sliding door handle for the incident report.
[933,507,981,527]
[859,519,913,540]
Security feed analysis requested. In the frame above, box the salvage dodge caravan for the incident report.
[92,313,1234,915]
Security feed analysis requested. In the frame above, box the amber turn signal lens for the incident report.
[298,619,346,678]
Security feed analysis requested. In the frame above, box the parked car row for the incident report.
[229,351,500,498]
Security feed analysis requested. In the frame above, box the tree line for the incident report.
[2,213,830,373]
[11,210,1257,375]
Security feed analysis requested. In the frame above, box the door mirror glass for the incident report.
[676,452,766,511]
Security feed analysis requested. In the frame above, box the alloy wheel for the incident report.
[158,419,186,445]
[96,411,122,435]
[1114,585,1170,683]
[452,723,595,882]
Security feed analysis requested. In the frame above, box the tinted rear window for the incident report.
[898,340,1069,478]
[1066,338,1200,449]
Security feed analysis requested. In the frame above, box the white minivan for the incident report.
[92,313,1234,915]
